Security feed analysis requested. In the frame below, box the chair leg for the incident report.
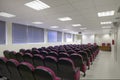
[83,72,86,77]
[88,66,90,70]
[0,75,2,78]
[91,62,93,65]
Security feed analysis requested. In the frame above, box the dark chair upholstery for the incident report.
[32,50,40,55]
[34,66,61,80]
[58,58,80,80]
[0,57,10,79]
[33,54,44,67]
[70,54,87,76]
[58,52,69,58]
[3,50,10,59]
[44,56,58,75]
[16,52,24,62]
[48,51,58,58]
[18,62,35,80]
[9,51,16,59]
[19,49,26,54]
[41,51,48,57]
[6,59,22,80]
[23,53,33,65]
[78,51,90,69]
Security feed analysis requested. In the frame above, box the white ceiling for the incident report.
[0,0,119,34]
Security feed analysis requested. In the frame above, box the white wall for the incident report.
[82,34,95,44]
[117,25,120,64]
[95,34,112,46]
[0,22,80,57]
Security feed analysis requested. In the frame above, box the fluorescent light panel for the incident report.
[102,26,111,29]
[80,27,87,30]
[63,29,68,31]
[25,0,50,11]
[32,22,43,24]
[101,21,112,25]
[0,12,16,18]
[72,24,81,27]
[50,26,59,28]
[58,17,72,21]
[98,10,115,17]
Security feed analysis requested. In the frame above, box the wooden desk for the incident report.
[99,46,111,51]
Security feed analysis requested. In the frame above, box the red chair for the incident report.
[58,58,80,80]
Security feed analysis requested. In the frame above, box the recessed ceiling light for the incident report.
[25,0,50,11]
[50,26,59,28]
[0,12,16,18]
[32,22,43,24]
[100,21,112,25]
[80,27,87,30]
[72,24,81,27]
[98,10,115,17]
[58,17,72,21]
[102,26,111,29]
[63,29,68,31]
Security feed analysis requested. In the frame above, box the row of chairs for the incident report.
[3,51,85,77]
[0,57,61,80]
[4,45,99,76]
[2,44,99,80]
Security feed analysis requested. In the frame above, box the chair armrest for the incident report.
[74,68,80,80]
[55,77,61,80]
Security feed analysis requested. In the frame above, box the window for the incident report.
[28,26,44,43]
[64,33,72,42]
[57,31,62,42]
[0,21,6,44]
[12,23,45,44]
[12,23,27,44]
[48,30,57,42]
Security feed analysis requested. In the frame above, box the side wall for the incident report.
[117,25,120,64]
[95,34,112,46]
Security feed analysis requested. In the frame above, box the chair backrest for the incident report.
[48,51,58,58]
[32,50,40,55]
[44,56,58,75]
[3,50,10,59]
[34,66,57,80]
[33,54,44,67]
[6,59,22,80]
[9,51,16,59]
[0,57,10,79]
[107,43,111,46]
[19,49,26,54]
[70,54,83,67]
[102,43,106,46]
[59,52,69,58]
[18,62,35,80]
[23,53,33,65]
[41,51,48,57]
[67,50,76,55]
[25,49,32,54]
[58,58,75,80]
[16,52,24,62]
[78,51,88,61]
[78,51,90,67]
[31,47,37,51]
[83,49,91,57]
